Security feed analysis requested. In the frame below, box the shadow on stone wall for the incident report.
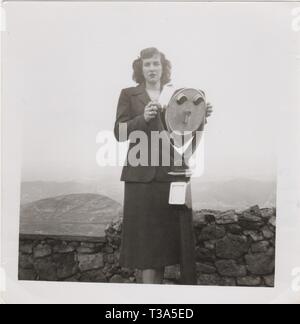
[18,205,276,287]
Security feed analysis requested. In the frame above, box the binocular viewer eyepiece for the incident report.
[176,92,205,106]
[165,88,207,135]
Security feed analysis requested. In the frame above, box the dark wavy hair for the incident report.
[132,47,172,86]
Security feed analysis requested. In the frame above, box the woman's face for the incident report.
[142,54,163,85]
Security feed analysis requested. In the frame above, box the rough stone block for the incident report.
[198,225,226,241]
[204,241,216,250]
[197,274,223,286]
[109,274,125,283]
[105,253,115,264]
[216,234,249,259]
[19,242,34,255]
[260,208,275,219]
[33,244,52,259]
[19,253,34,270]
[80,270,107,283]
[34,256,57,281]
[103,246,114,253]
[220,277,237,286]
[248,205,262,217]
[53,253,78,279]
[251,241,270,253]
[18,268,37,281]
[226,224,243,235]
[245,249,275,275]
[216,210,238,225]
[269,216,276,227]
[264,275,275,287]
[244,230,264,242]
[237,276,262,286]
[215,260,247,277]
[239,212,264,230]
[196,262,216,274]
[195,247,215,263]
[53,242,75,254]
[78,253,104,271]
[262,226,274,239]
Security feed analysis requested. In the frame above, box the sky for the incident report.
[4,1,298,183]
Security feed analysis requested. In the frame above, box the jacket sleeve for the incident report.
[114,89,149,142]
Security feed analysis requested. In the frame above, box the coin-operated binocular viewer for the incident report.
[161,88,207,207]
[158,87,207,285]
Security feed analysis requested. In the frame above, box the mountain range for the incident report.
[20,178,276,211]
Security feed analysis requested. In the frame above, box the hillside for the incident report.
[20,193,122,238]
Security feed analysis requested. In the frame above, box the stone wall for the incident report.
[19,205,276,287]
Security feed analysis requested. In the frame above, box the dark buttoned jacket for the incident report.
[114,84,181,183]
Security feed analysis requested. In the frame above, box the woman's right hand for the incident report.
[144,102,159,123]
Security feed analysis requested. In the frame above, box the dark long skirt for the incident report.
[119,182,196,277]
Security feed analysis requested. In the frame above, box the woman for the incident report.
[114,47,213,284]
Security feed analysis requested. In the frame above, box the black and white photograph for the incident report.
[1,0,300,304]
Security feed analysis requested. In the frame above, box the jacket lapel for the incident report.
[133,84,151,107]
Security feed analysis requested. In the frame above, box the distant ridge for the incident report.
[20,181,108,205]
[21,178,276,212]
[20,193,122,238]
[191,178,276,211]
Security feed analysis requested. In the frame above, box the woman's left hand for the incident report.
[206,102,213,118]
